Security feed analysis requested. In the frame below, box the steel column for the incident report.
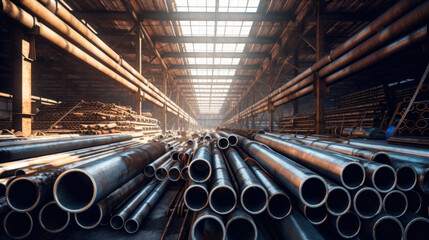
[162,71,167,134]
[12,28,33,136]
[135,29,143,115]
[315,0,326,134]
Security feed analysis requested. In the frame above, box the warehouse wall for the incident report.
[197,114,223,129]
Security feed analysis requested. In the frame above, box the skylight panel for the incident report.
[215,44,245,52]
[192,79,211,83]
[212,85,231,88]
[194,85,212,88]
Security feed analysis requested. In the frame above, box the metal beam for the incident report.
[153,36,276,44]
[71,11,294,22]
[175,75,252,80]
[163,52,268,58]
[170,64,259,69]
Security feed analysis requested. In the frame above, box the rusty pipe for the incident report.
[74,173,147,229]
[38,201,70,233]
[53,142,165,212]
[181,166,189,180]
[110,179,159,230]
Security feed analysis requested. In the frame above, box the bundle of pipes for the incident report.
[223,0,428,126]
[395,100,429,136]
[0,135,175,238]
[30,100,162,135]
[211,129,429,240]
[279,85,387,135]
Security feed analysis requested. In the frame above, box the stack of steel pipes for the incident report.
[185,132,294,240]
[211,129,429,240]
[31,101,162,135]
[396,100,429,136]
[0,134,174,238]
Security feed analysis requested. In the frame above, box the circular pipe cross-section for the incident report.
[396,165,417,191]
[74,204,103,229]
[336,211,361,239]
[184,182,208,211]
[3,211,33,239]
[191,209,226,240]
[353,187,382,219]
[39,201,70,233]
[383,190,407,217]
[326,185,351,216]
[226,209,258,240]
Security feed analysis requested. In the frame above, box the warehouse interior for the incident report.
[0,0,428,239]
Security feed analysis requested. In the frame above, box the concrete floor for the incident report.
[39,184,187,240]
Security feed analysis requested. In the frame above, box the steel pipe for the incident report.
[191,208,226,240]
[0,134,131,163]
[181,166,189,180]
[404,190,421,213]
[226,148,267,214]
[110,179,159,230]
[299,203,327,225]
[184,181,209,212]
[353,187,382,219]
[395,165,418,191]
[239,138,327,207]
[124,180,169,234]
[399,213,429,240]
[297,143,396,193]
[6,148,124,212]
[275,209,325,240]
[225,209,257,240]
[254,134,365,190]
[168,162,181,181]
[363,213,404,240]
[3,211,33,239]
[38,201,70,233]
[53,142,165,212]
[347,140,429,158]
[325,180,351,216]
[383,190,408,217]
[189,145,212,183]
[74,173,147,229]
[247,161,291,219]
[209,147,237,215]
[144,151,172,177]
[155,158,175,181]
[335,211,361,239]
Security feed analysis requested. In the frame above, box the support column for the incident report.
[12,28,34,136]
[251,91,256,128]
[135,29,143,115]
[292,46,299,115]
[315,0,325,134]
[176,95,180,132]
[268,101,274,132]
[162,71,167,134]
